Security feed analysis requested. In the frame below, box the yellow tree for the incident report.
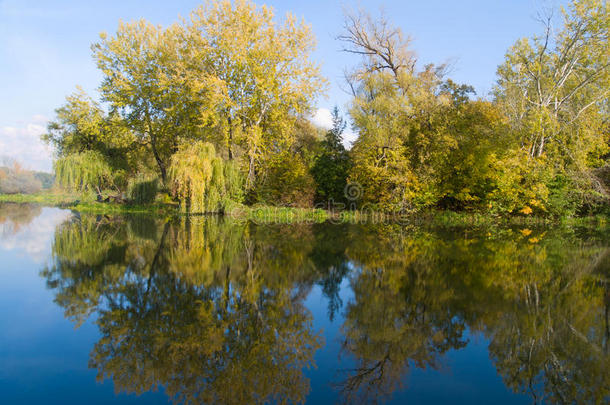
[184,0,326,190]
[494,0,610,212]
[92,21,222,182]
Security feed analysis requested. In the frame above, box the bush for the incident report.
[0,166,42,194]
[257,152,316,208]
[127,174,159,204]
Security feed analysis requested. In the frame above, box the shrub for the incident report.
[127,174,159,204]
[0,165,42,194]
[257,152,316,208]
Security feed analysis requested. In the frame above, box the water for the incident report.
[0,203,608,404]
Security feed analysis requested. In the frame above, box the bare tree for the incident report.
[338,9,417,80]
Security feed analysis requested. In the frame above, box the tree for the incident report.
[494,0,610,213]
[92,21,220,182]
[0,161,43,194]
[254,118,322,207]
[54,150,117,194]
[44,88,132,155]
[342,10,484,211]
[43,88,141,188]
[184,0,327,192]
[167,141,243,213]
[311,107,352,206]
[92,0,326,192]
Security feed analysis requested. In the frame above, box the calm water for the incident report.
[0,203,608,404]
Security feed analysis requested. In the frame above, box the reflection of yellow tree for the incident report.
[42,214,163,324]
[0,202,42,235]
[44,213,323,404]
[90,269,322,404]
[339,225,471,403]
[484,245,610,404]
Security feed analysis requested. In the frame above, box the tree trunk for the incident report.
[227,116,233,160]
[150,140,167,182]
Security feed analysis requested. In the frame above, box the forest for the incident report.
[40,0,609,217]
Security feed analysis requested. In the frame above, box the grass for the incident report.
[0,191,177,215]
[1,191,607,226]
[228,204,330,223]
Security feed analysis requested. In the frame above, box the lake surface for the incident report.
[0,203,608,404]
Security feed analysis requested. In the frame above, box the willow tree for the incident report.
[167,142,242,213]
[54,150,115,194]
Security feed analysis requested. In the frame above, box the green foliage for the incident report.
[311,107,351,206]
[33,172,54,189]
[168,142,243,213]
[91,0,326,187]
[39,0,608,216]
[127,173,159,204]
[43,89,137,183]
[342,1,609,216]
[54,150,115,192]
[492,0,610,214]
[256,151,316,208]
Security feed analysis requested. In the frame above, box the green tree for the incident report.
[494,0,610,214]
[92,21,220,182]
[341,10,482,211]
[54,150,117,194]
[311,107,352,206]
[167,141,243,213]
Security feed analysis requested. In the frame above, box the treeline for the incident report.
[0,159,53,194]
[44,0,609,216]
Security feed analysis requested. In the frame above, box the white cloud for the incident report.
[312,108,333,130]
[342,128,358,149]
[312,107,359,149]
[0,117,53,172]
[0,207,71,263]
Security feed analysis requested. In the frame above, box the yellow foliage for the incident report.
[520,229,532,237]
[520,206,533,215]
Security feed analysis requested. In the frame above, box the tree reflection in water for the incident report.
[41,213,609,404]
[0,202,42,236]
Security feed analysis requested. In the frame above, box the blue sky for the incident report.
[0,0,565,171]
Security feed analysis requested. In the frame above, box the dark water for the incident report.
[0,203,608,404]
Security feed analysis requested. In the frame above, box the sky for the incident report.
[0,0,566,172]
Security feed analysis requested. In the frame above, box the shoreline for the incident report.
[0,192,607,227]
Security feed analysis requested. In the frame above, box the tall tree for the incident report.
[494,0,610,211]
[184,0,326,190]
[92,21,221,182]
[341,10,481,211]
[311,107,351,206]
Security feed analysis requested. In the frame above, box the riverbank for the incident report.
[0,192,607,226]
